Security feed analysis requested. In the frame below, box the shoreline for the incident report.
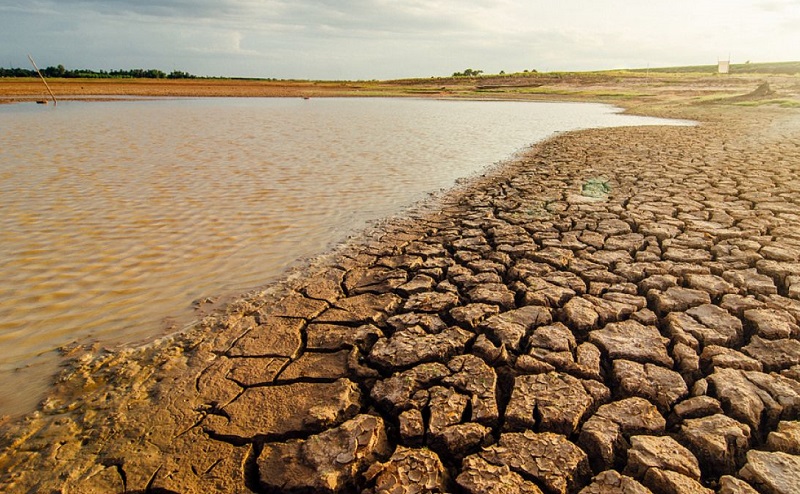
[2,87,800,491]
[2,70,799,107]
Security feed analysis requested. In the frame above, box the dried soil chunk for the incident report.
[305,323,383,351]
[624,435,701,481]
[427,386,468,435]
[742,336,800,372]
[576,342,604,380]
[648,287,711,316]
[744,309,800,340]
[473,333,510,365]
[717,475,758,494]
[545,270,588,295]
[763,295,800,324]
[718,476,759,494]
[344,267,407,295]
[612,360,687,413]
[266,291,330,319]
[316,293,401,325]
[364,446,449,494]
[257,414,391,492]
[679,414,751,477]
[578,398,666,473]
[468,283,517,310]
[387,312,447,333]
[479,431,591,494]
[397,274,436,296]
[444,355,500,425]
[577,470,652,494]
[598,219,632,236]
[432,422,491,459]
[480,306,553,353]
[720,294,766,318]
[672,396,723,421]
[532,247,575,269]
[398,409,425,445]
[521,277,576,307]
[736,371,800,429]
[641,469,712,494]
[672,342,701,381]
[723,269,778,295]
[205,379,362,440]
[529,322,576,353]
[685,304,744,347]
[227,357,289,387]
[639,275,679,294]
[739,450,800,494]
[302,267,346,303]
[605,233,646,253]
[278,349,350,380]
[368,326,472,370]
[685,273,739,298]
[699,346,762,373]
[226,316,304,358]
[664,247,712,263]
[589,320,673,367]
[457,455,544,494]
[505,372,597,435]
[709,368,780,433]
[403,291,460,313]
[563,297,600,333]
[371,363,450,413]
[767,421,800,455]
[451,303,501,329]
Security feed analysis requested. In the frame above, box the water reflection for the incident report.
[0,97,692,415]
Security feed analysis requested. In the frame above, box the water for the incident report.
[0,97,691,416]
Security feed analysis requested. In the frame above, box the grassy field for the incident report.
[625,60,800,75]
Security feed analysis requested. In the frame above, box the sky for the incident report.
[0,0,797,80]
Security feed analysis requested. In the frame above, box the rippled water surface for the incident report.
[0,97,691,415]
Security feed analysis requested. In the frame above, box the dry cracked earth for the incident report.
[2,104,800,494]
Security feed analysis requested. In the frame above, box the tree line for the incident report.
[0,65,197,79]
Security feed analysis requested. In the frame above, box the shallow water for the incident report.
[0,97,691,416]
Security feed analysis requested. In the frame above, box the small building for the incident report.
[718,60,730,74]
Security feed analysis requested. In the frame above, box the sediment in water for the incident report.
[2,101,800,493]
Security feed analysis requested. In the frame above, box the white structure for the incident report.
[718,59,730,74]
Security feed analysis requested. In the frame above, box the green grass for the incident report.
[732,99,800,108]
[626,61,800,75]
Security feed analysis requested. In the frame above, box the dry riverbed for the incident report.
[2,78,800,493]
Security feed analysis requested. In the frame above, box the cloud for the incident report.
[0,0,796,79]
[757,0,800,11]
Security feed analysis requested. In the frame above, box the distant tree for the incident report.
[452,68,484,77]
[0,64,195,79]
[499,70,505,75]
[167,70,196,79]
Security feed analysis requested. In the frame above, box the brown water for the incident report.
[0,97,692,415]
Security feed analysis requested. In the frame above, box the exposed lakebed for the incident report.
[0,97,691,415]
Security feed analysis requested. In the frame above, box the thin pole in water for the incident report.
[27,54,57,106]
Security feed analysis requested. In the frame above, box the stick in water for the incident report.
[27,54,57,106]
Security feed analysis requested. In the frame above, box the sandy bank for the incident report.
[2,90,800,492]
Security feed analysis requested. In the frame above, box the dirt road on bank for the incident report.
[2,80,800,493]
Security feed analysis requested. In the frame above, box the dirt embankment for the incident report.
[2,71,800,107]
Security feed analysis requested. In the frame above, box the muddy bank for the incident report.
[2,100,800,493]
